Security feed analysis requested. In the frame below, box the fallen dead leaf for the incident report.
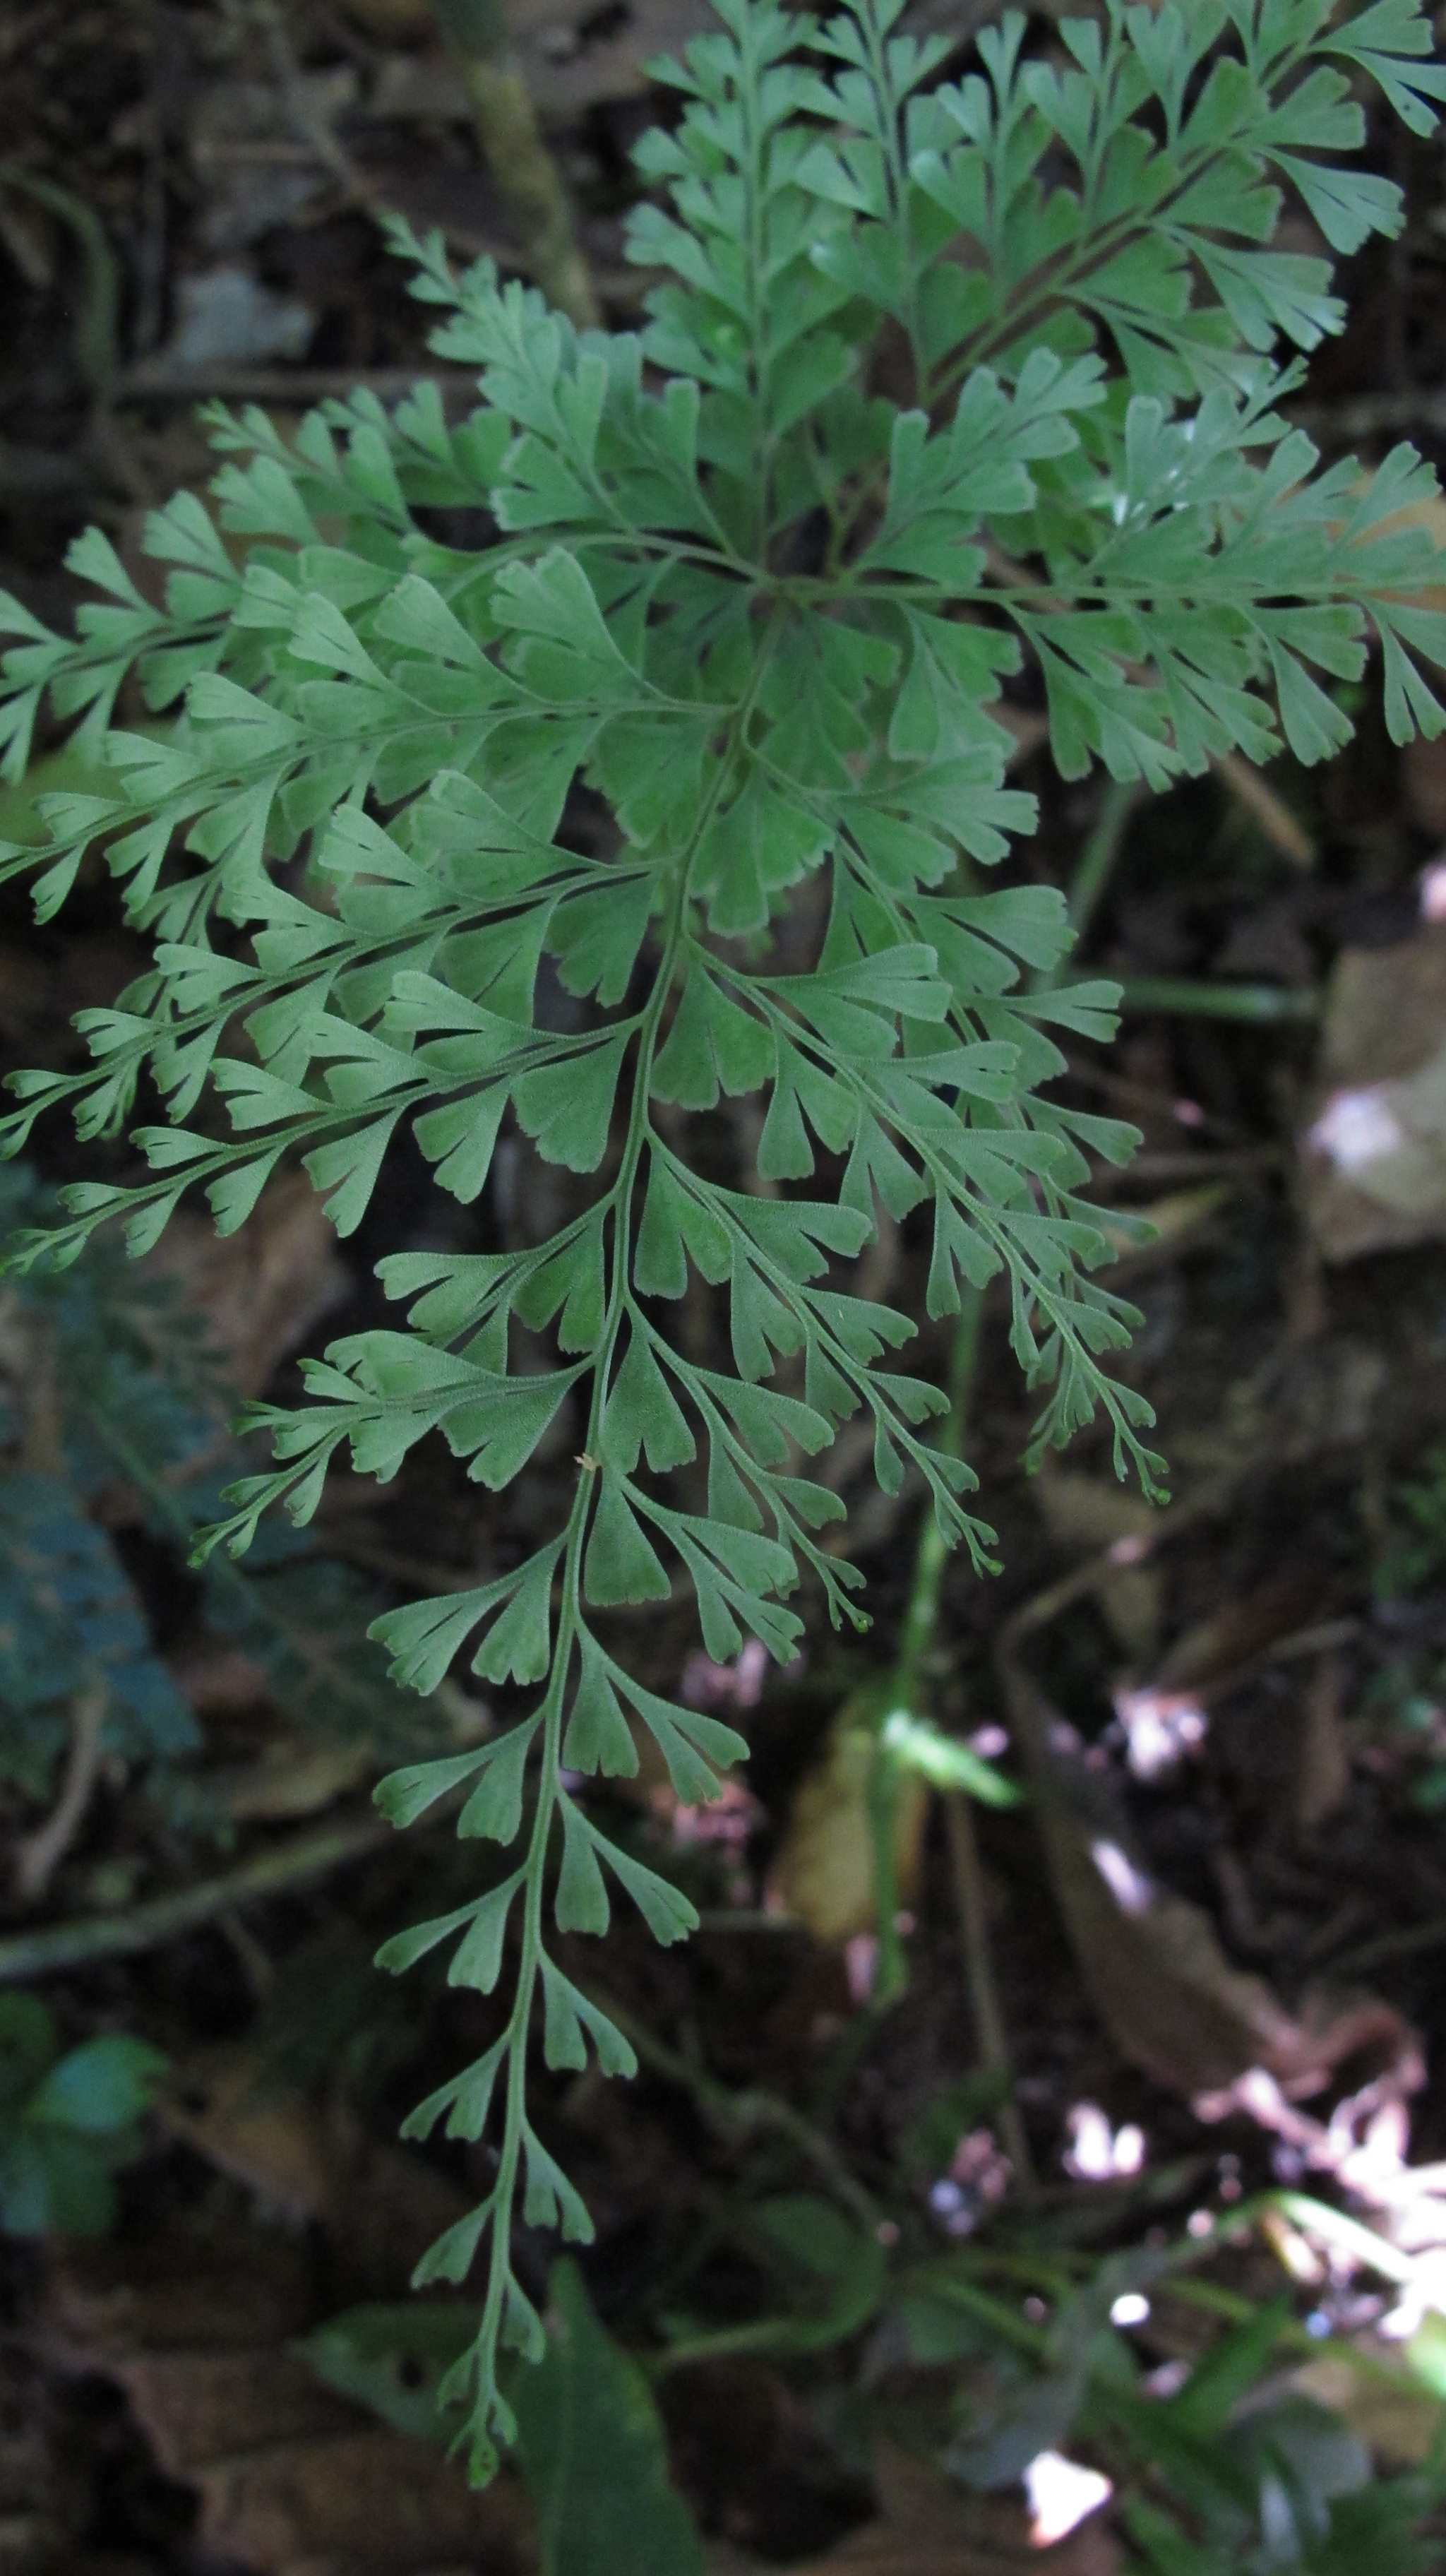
[1302,925,1446,1259]
[207,1734,375,1823]
[1293,1654,1352,1833]
[710,2441,1118,2573]
[999,1654,1417,2106]
[165,1642,272,1715]
[107,2345,359,2476]
[1034,1466,1163,1666]
[193,2424,534,2576]
[157,2046,472,2291]
[1289,2345,1444,2468]
[364,0,718,121]
[39,2176,534,2576]
[768,1694,928,1945]
[142,1171,349,1395]
[160,2048,341,2227]
[1150,1572,1336,1697]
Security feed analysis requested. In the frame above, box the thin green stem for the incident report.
[1064,780,1142,951]
[893,1284,984,1709]
[1116,975,1320,1022]
[871,1278,1035,2194]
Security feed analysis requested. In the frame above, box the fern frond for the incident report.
[1,0,1443,2483]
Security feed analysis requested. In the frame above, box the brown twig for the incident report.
[12,1685,109,1904]
[0,1811,389,1982]
[1216,750,1316,872]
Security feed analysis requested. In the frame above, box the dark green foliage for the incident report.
[0,1470,196,1797]
[0,1166,432,1813]
[1,0,1444,2485]
[511,2262,706,2576]
[0,1991,167,2236]
[299,2267,705,2570]
[297,2298,484,2443]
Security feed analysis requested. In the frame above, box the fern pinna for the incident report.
[2,0,1445,2480]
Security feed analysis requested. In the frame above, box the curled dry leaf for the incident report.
[1293,1654,1353,1833]
[767,1694,928,1946]
[157,2046,345,2229]
[1148,1573,1336,1700]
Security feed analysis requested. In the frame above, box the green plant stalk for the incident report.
[866,1284,1034,2191]
[0,163,118,397]
[866,1289,981,2004]
[1063,779,1142,955]
[583,1982,878,2226]
[1116,976,1320,1021]
[428,0,599,328]
[1038,784,1317,1023]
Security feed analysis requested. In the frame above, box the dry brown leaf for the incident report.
[40,2177,534,2576]
[1293,1654,1352,1833]
[43,2207,316,2357]
[208,1735,375,1822]
[1034,1467,1163,1665]
[767,1695,928,1945]
[713,2442,1118,2575]
[108,2347,359,2477]
[142,1171,348,1395]
[1000,1658,1416,2104]
[1151,1573,1332,1695]
[364,0,718,120]
[1289,2347,1444,2467]
[193,2427,534,2576]
[1301,926,1446,1259]
[165,1642,272,1715]
[156,2048,471,2287]
[159,2049,340,2226]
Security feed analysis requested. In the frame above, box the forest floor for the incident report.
[8,3,1446,2571]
